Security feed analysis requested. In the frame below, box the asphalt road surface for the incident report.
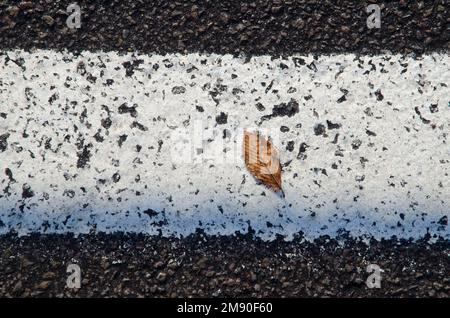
[0,0,449,297]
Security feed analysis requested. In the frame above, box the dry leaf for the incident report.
[243,129,283,194]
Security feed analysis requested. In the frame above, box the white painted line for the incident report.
[0,50,449,240]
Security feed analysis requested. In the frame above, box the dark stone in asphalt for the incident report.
[326,120,341,130]
[314,123,327,136]
[215,112,228,125]
[76,144,92,168]
[0,133,10,152]
[272,99,299,118]
[297,142,308,160]
[21,184,34,199]
[280,126,290,133]
[286,140,295,152]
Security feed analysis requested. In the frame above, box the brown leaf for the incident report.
[243,129,283,194]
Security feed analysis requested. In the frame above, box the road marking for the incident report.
[0,50,449,240]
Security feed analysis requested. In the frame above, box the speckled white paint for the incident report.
[0,50,449,240]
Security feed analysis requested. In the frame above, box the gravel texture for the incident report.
[0,0,448,55]
[0,0,449,299]
[0,233,449,297]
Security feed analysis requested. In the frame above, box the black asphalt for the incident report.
[0,0,448,55]
[0,233,449,297]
